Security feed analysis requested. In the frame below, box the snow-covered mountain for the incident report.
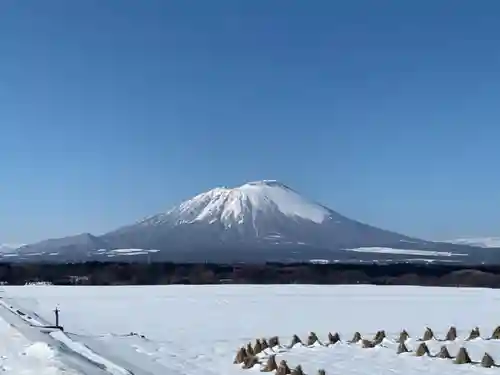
[7,180,500,264]
[101,180,430,256]
[137,180,332,228]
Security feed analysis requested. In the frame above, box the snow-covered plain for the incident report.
[4,285,500,375]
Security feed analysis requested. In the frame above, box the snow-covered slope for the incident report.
[447,237,500,248]
[0,244,22,252]
[120,179,408,240]
[5,180,498,263]
[138,180,331,228]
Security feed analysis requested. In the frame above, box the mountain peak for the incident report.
[241,180,291,189]
[137,180,331,228]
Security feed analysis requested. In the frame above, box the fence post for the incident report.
[54,307,60,327]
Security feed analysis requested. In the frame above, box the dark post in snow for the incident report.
[54,306,60,328]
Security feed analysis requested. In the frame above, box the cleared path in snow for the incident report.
[0,313,81,375]
[0,296,122,375]
[0,293,158,375]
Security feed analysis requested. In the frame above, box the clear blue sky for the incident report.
[1,0,499,244]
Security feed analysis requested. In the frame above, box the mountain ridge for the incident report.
[6,180,500,264]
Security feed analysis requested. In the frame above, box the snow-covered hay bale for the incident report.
[328,332,340,345]
[349,331,362,343]
[269,336,280,348]
[373,330,386,345]
[420,327,434,341]
[234,347,248,364]
[277,360,291,375]
[466,327,480,341]
[361,339,375,348]
[397,341,409,354]
[481,353,496,368]
[291,365,305,375]
[454,347,472,364]
[242,356,259,369]
[397,329,409,343]
[307,332,321,346]
[253,339,263,355]
[490,326,500,340]
[444,326,457,341]
[436,345,452,359]
[246,342,255,356]
[261,338,269,349]
[261,355,278,372]
[415,342,430,357]
[289,334,303,348]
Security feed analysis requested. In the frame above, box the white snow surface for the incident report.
[109,249,160,254]
[346,246,467,257]
[447,237,500,248]
[5,285,500,375]
[139,180,331,227]
[0,314,79,374]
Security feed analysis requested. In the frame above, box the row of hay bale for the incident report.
[233,331,381,375]
[413,326,487,342]
[235,325,500,357]
[235,332,336,359]
[234,326,500,371]
[400,325,500,342]
[397,341,499,368]
[233,330,372,359]
[372,326,495,343]
[234,351,327,375]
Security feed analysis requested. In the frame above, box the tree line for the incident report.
[2,261,500,288]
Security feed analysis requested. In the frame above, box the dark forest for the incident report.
[2,262,500,288]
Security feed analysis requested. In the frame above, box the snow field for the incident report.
[4,285,500,375]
